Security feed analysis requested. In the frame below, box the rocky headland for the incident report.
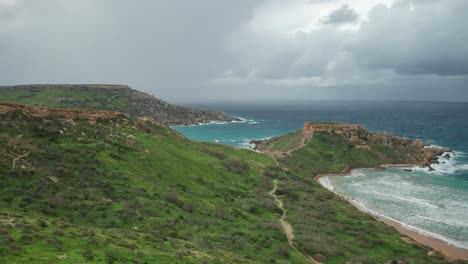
[253,122,452,168]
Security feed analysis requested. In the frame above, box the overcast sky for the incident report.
[0,0,467,102]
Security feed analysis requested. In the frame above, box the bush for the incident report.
[183,202,195,213]
[274,244,290,257]
[164,193,182,207]
[82,248,95,261]
[222,158,249,174]
[206,149,228,160]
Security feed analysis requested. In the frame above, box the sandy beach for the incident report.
[315,168,468,261]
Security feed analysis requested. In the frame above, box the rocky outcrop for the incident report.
[127,89,238,126]
[303,122,365,135]
[0,103,127,122]
[303,122,452,167]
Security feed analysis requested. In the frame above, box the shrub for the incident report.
[164,193,181,206]
[206,149,228,160]
[82,248,95,261]
[183,202,195,213]
[222,158,249,174]
[274,244,290,258]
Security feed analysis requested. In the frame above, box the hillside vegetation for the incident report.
[0,104,460,263]
[0,103,303,263]
[254,126,458,264]
[0,84,236,125]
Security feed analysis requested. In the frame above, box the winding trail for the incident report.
[285,133,311,155]
[269,179,295,245]
[268,178,321,264]
[264,132,312,159]
[263,140,321,263]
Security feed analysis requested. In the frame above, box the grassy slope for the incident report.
[0,112,306,263]
[275,133,452,264]
[257,131,308,153]
[0,86,129,111]
[0,107,461,264]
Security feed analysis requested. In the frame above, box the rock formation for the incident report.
[302,122,451,167]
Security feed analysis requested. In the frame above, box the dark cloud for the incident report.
[0,0,262,100]
[349,0,468,76]
[322,5,359,25]
[0,0,467,102]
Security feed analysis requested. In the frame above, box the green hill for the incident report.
[0,104,456,263]
[0,103,301,263]
[0,84,236,126]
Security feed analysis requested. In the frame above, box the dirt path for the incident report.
[264,132,312,159]
[264,145,321,263]
[269,179,295,245]
[269,178,321,264]
[285,133,311,155]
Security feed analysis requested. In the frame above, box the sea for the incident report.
[173,101,468,249]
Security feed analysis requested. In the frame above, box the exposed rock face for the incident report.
[303,122,365,135]
[126,89,238,126]
[0,84,237,126]
[0,103,128,122]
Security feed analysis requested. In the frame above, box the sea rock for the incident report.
[428,165,435,171]
[443,153,451,159]
[403,169,413,172]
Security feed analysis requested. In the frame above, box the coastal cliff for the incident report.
[0,84,237,126]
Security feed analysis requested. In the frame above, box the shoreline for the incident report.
[315,165,468,261]
[171,116,248,128]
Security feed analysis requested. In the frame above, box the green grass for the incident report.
[0,86,129,112]
[0,109,459,263]
[0,112,303,263]
[273,133,451,264]
[270,132,302,152]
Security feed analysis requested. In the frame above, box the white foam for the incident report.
[171,116,253,128]
[433,152,468,174]
[350,199,468,250]
[239,138,255,149]
[319,176,335,191]
[411,151,468,175]
[320,165,468,250]
[416,215,468,228]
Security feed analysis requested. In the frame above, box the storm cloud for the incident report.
[0,0,467,102]
[322,5,359,25]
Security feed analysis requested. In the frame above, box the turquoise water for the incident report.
[173,101,468,248]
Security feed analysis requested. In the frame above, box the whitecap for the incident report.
[416,215,468,228]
